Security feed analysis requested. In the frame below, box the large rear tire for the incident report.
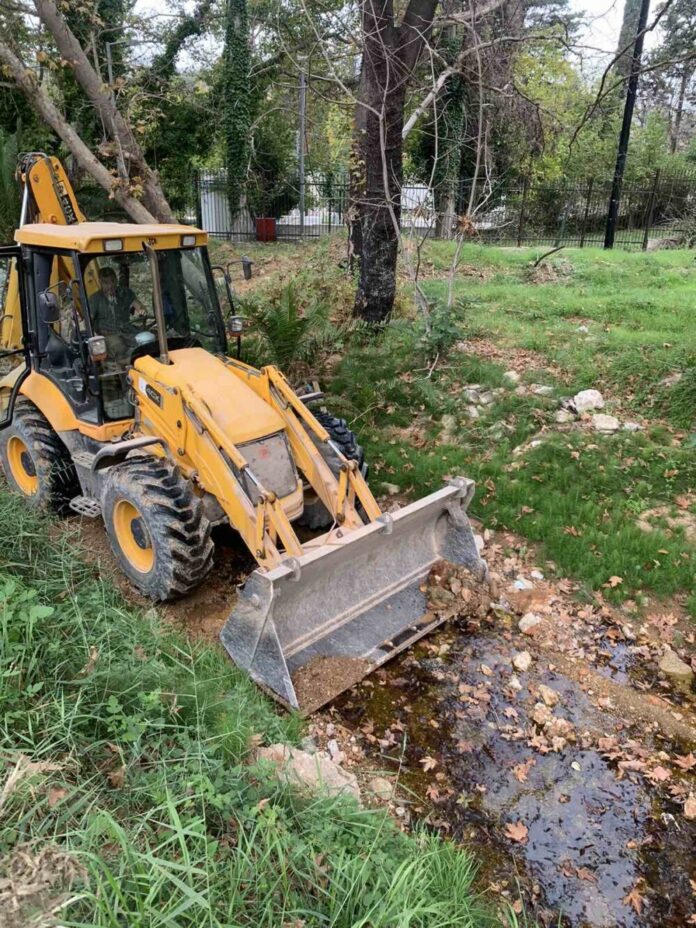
[0,399,78,513]
[102,456,214,600]
[297,410,368,531]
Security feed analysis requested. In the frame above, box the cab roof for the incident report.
[14,221,208,253]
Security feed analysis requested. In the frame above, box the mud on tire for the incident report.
[102,455,214,600]
[0,398,78,513]
[297,409,368,531]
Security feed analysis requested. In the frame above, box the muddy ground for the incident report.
[65,509,696,928]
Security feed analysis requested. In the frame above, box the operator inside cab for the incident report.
[91,267,146,343]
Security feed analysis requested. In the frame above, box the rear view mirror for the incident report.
[38,290,60,324]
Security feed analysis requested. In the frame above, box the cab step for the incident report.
[69,495,101,518]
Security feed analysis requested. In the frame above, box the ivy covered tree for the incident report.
[222,0,251,220]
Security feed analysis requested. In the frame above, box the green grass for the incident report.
[421,244,696,429]
[322,245,695,617]
[0,494,489,927]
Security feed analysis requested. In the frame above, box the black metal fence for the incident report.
[188,169,696,250]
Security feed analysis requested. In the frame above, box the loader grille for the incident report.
[238,431,299,502]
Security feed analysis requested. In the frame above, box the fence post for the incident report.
[517,177,529,247]
[642,170,660,251]
[298,69,306,239]
[194,171,202,230]
[554,181,568,247]
[579,178,594,247]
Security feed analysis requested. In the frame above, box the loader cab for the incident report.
[15,223,227,426]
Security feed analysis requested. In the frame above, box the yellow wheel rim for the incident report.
[113,499,154,573]
[7,436,39,496]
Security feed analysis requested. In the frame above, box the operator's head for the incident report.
[98,266,117,297]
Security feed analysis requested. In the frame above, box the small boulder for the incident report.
[530,569,544,581]
[367,776,394,801]
[474,534,485,554]
[503,370,521,386]
[256,744,360,800]
[538,684,560,708]
[380,482,400,496]
[519,612,543,634]
[577,324,589,333]
[466,405,480,419]
[622,421,643,432]
[554,409,575,424]
[463,387,481,403]
[478,390,495,406]
[512,650,532,672]
[658,649,694,691]
[660,372,682,388]
[592,413,620,434]
[573,389,604,413]
[533,385,554,397]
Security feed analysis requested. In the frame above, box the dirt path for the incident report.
[63,514,696,927]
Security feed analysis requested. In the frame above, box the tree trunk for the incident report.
[670,68,691,154]
[33,0,175,223]
[350,0,438,323]
[0,38,156,223]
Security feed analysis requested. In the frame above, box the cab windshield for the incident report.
[80,246,226,420]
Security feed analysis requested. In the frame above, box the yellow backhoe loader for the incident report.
[0,153,485,711]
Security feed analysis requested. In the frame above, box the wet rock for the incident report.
[658,648,694,690]
[380,482,400,496]
[555,409,575,424]
[367,776,394,801]
[622,421,643,432]
[257,744,360,800]
[592,413,620,433]
[512,650,532,672]
[519,612,543,634]
[538,684,561,708]
[503,370,521,385]
[573,388,604,412]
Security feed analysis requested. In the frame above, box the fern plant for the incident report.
[241,282,351,378]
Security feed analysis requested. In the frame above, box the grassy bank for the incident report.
[0,494,489,927]
[217,238,694,618]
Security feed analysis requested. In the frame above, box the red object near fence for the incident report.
[255,218,277,242]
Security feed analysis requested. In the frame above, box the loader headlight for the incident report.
[86,335,108,362]
[181,234,197,247]
[227,315,245,334]
[104,239,123,252]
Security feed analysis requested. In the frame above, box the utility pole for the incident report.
[298,69,306,239]
[604,0,651,249]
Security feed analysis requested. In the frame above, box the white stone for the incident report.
[519,612,543,634]
[257,744,360,800]
[577,325,589,333]
[592,413,620,433]
[463,388,481,403]
[367,776,394,801]
[514,577,534,591]
[478,391,495,406]
[554,409,575,424]
[622,421,643,432]
[474,534,485,554]
[658,649,694,690]
[538,684,560,707]
[503,370,521,385]
[533,385,554,397]
[509,674,523,691]
[466,405,480,419]
[380,482,400,496]
[441,413,457,432]
[512,650,532,672]
[327,738,341,760]
[530,569,544,580]
[573,389,605,413]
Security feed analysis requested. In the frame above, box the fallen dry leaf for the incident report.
[576,866,598,883]
[504,820,529,844]
[647,765,671,783]
[606,575,623,588]
[674,753,696,772]
[684,794,696,820]
[623,885,645,915]
[47,786,68,807]
[512,758,536,783]
[420,756,438,772]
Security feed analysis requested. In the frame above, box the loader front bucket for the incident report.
[220,478,486,712]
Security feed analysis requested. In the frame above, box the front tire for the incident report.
[0,399,78,513]
[297,410,368,530]
[102,456,214,600]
